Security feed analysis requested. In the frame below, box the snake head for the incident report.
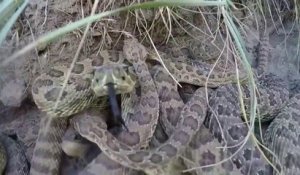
[91,64,135,97]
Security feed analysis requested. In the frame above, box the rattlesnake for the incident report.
[30,55,137,174]
[67,38,247,174]
[264,94,300,174]
[70,33,296,175]
[27,36,245,175]
[0,133,29,175]
[205,73,289,174]
[25,31,298,175]
[181,29,295,175]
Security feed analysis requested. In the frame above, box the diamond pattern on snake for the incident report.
[67,38,248,175]
[266,93,300,174]
[202,32,295,175]
[27,36,246,175]
[93,31,295,175]
[30,50,137,174]
[24,28,300,175]
[175,26,298,175]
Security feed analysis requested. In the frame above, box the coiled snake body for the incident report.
[74,37,298,175]
[25,36,300,175]
[30,50,136,174]
[27,37,246,175]
[0,133,29,175]
[68,38,249,174]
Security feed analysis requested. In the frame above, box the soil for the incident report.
[0,0,299,174]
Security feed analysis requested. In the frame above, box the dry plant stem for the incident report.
[221,5,281,174]
[184,4,259,173]
[53,0,100,110]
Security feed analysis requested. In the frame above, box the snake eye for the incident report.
[121,76,126,80]
[95,79,99,83]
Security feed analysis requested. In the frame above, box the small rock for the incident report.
[0,79,27,107]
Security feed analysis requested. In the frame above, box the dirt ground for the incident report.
[0,0,299,174]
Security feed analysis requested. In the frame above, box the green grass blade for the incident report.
[0,0,28,44]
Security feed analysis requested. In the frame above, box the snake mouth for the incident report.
[105,82,123,91]
[105,82,129,89]
[104,82,116,86]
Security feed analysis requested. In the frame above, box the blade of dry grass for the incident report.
[53,0,101,121]
[222,4,282,174]
[1,0,227,66]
